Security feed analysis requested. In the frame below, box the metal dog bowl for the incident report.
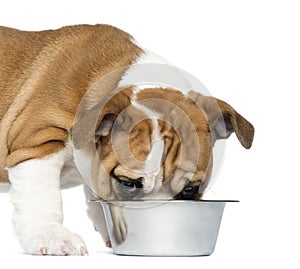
[100,200,238,256]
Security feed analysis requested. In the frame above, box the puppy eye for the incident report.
[180,185,199,200]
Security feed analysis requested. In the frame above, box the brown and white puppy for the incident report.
[0,24,254,255]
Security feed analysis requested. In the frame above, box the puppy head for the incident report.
[75,87,254,200]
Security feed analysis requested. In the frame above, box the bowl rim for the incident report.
[89,199,239,203]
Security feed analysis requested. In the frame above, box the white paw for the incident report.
[112,214,128,244]
[20,225,88,256]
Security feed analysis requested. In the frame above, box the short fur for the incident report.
[0,24,254,255]
[0,24,142,182]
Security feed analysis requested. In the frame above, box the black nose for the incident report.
[112,173,144,198]
[181,185,199,199]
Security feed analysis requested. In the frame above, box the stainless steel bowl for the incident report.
[100,200,237,256]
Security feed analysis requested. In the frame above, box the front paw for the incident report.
[110,204,128,244]
[20,225,88,256]
[112,214,128,244]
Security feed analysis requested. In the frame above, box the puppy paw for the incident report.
[20,225,88,256]
[112,215,128,244]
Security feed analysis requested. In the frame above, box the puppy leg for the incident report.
[84,186,111,247]
[110,204,128,244]
[84,187,128,246]
[8,150,87,255]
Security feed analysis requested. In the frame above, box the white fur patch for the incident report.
[143,139,164,193]
[118,43,193,94]
[60,159,84,188]
[130,87,161,120]
[118,48,170,194]
[118,45,170,89]
[129,86,164,194]
[8,146,87,255]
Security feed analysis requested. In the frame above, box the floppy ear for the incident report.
[72,111,118,149]
[188,91,254,149]
[95,113,118,137]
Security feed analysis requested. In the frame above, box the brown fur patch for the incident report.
[0,25,143,182]
[188,91,255,148]
[136,88,212,183]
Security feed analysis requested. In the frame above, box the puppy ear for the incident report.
[95,113,118,137]
[188,91,254,149]
[212,99,254,149]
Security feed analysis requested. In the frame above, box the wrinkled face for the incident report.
[85,87,254,201]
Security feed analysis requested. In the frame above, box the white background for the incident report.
[0,0,299,268]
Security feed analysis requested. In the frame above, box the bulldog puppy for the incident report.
[81,85,254,245]
[0,24,254,255]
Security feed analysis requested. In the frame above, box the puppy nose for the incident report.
[181,185,199,199]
